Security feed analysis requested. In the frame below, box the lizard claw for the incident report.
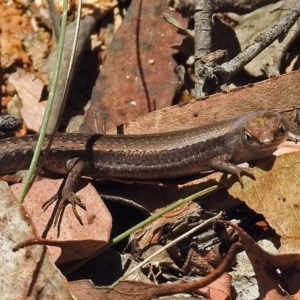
[210,157,255,188]
[55,191,87,226]
[235,167,255,188]
[43,191,86,227]
[67,193,87,225]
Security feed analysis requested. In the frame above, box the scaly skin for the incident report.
[0,110,297,223]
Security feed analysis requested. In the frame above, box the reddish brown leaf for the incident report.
[9,71,46,131]
[82,0,185,133]
[107,71,300,135]
[11,178,112,265]
[229,222,300,300]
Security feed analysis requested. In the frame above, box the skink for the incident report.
[0,110,298,223]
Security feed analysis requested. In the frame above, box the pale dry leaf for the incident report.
[226,151,300,253]
[8,71,46,131]
[11,178,112,264]
[141,244,182,275]
[0,181,75,299]
[195,273,232,300]
[53,0,117,16]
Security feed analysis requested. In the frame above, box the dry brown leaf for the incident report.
[82,0,186,133]
[70,279,203,300]
[229,222,300,300]
[226,151,300,253]
[8,71,46,131]
[107,71,300,135]
[11,178,112,265]
[132,201,200,249]
[0,180,75,299]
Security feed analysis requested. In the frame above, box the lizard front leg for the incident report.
[43,158,87,226]
[210,155,254,188]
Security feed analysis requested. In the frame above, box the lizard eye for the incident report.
[245,131,254,142]
[278,122,286,134]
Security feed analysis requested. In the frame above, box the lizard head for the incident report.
[241,111,289,151]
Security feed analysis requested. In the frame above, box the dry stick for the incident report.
[193,0,212,99]
[214,0,300,83]
[111,212,223,288]
[143,242,241,299]
[264,20,300,78]
[173,0,278,15]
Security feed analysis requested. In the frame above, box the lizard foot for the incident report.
[234,167,255,188]
[57,190,87,226]
[43,190,87,227]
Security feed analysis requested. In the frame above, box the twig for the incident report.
[214,0,300,83]
[142,241,241,299]
[193,0,212,99]
[170,0,281,15]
